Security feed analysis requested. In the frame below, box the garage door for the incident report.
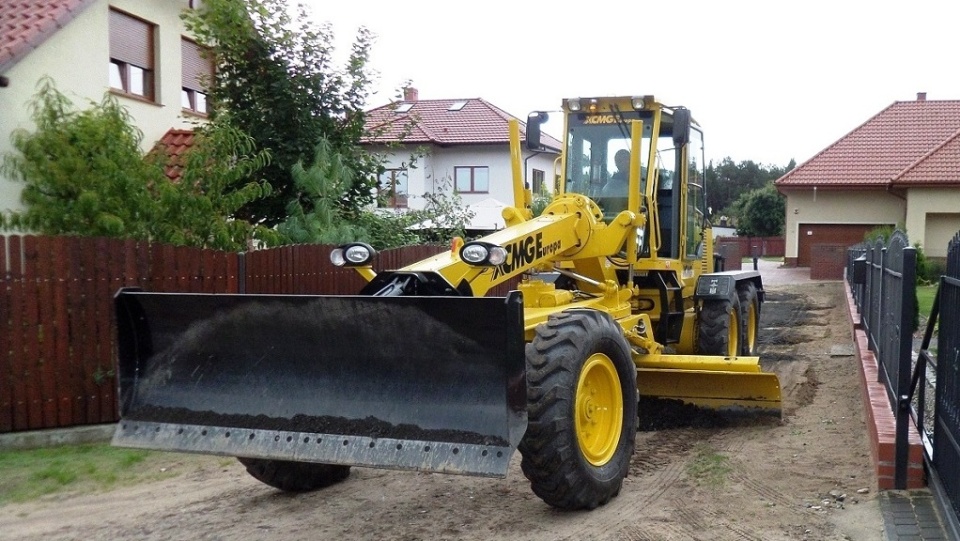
[797,224,880,267]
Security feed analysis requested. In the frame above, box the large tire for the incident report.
[697,295,742,357]
[518,310,637,510]
[737,283,760,356]
[237,458,350,492]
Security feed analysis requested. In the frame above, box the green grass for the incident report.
[686,444,732,488]
[917,284,937,318]
[0,443,201,505]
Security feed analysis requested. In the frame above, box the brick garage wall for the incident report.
[810,243,849,280]
[714,240,742,270]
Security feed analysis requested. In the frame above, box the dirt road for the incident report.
[0,282,884,540]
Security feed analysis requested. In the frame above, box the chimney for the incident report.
[917,92,927,101]
[403,87,418,102]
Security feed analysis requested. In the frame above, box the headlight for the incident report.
[487,246,508,266]
[330,242,376,267]
[567,98,581,112]
[461,244,489,264]
[631,96,646,110]
[459,242,508,267]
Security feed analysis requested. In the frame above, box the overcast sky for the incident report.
[312,0,960,168]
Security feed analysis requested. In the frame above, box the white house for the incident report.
[361,88,562,231]
[0,0,211,214]
[776,93,960,264]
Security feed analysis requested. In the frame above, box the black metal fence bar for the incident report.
[847,233,916,489]
[853,229,960,527]
[933,233,960,524]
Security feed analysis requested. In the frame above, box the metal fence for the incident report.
[851,232,916,487]
[929,232,960,524]
[847,230,960,530]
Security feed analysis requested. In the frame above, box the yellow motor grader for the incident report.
[112,95,781,510]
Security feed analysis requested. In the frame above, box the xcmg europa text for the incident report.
[492,233,562,279]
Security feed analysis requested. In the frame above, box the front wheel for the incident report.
[519,310,637,510]
[698,295,742,357]
[238,458,350,492]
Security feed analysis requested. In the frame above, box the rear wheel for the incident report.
[519,310,637,510]
[737,283,760,356]
[238,458,350,492]
[698,296,742,357]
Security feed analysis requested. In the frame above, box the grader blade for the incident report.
[112,290,527,477]
[636,356,782,417]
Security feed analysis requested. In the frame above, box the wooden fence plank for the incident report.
[0,236,10,432]
[285,245,294,293]
[51,237,72,426]
[95,238,116,422]
[307,244,319,293]
[227,250,239,293]
[7,236,28,430]
[201,249,215,293]
[34,236,59,427]
[22,237,43,429]
[78,237,101,424]
[66,237,86,426]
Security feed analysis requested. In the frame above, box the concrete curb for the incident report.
[0,423,116,451]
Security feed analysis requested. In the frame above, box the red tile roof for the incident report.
[893,127,960,187]
[0,0,97,73]
[363,97,562,151]
[156,128,196,181]
[776,99,960,189]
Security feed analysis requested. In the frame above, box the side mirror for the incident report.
[526,112,548,151]
[672,108,691,147]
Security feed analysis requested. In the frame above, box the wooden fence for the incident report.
[1,236,505,434]
[715,236,785,259]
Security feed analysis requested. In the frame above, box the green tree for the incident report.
[183,0,380,226]
[1,78,273,250]
[1,78,163,238]
[277,142,474,250]
[150,119,278,250]
[705,158,795,220]
[277,138,369,245]
[733,184,785,237]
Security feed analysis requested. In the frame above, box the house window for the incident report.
[181,38,213,114]
[109,9,155,101]
[532,169,545,193]
[379,168,408,208]
[454,166,489,193]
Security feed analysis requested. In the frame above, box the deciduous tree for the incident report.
[183,0,380,226]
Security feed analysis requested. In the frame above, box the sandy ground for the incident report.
[0,281,884,541]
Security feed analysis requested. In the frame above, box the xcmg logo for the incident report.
[582,114,617,125]
[492,233,562,279]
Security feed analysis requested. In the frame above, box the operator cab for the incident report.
[527,97,706,261]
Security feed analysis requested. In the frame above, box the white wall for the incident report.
[0,0,198,214]
[781,188,905,259]
[907,187,960,257]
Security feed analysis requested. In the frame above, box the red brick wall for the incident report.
[810,243,849,280]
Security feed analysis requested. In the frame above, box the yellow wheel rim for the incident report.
[726,307,740,358]
[575,353,623,466]
[745,301,758,353]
